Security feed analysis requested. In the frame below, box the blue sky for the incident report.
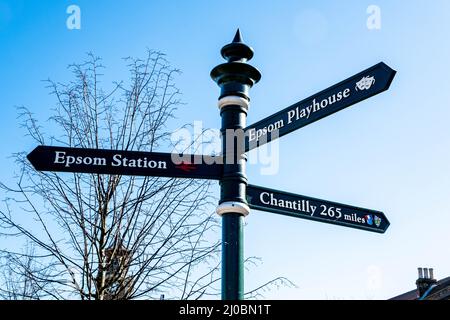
[1,0,450,299]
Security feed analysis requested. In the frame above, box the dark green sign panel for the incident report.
[245,62,396,152]
[27,145,223,180]
[247,184,390,233]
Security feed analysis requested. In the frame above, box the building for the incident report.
[98,243,134,300]
[390,267,450,300]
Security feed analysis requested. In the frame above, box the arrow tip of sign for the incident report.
[26,146,42,169]
[26,147,36,161]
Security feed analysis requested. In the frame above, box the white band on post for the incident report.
[216,201,250,217]
[218,96,249,111]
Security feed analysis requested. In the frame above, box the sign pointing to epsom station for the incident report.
[27,146,223,180]
[247,184,390,233]
[245,62,396,152]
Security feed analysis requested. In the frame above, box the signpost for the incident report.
[27,29,396,300]
[27,145,223,180]
[247,184,389,233]
[245,62,396,152]
[210,29,261,300]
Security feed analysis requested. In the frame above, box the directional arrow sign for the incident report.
[245,62,396,152]
[247,184,390,233]
[27,146,223,180]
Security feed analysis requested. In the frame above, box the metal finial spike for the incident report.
[232,28,243,43]
[219,29,254,62]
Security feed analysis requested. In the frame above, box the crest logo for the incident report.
[356,76,376,91]
[365,215,373,225]
[374,215,382,227]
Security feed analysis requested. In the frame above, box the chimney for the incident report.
[416,267,437,298]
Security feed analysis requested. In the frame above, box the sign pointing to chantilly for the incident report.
[27,145,223,180]
[245,62,396,152]
[247,184,390,233]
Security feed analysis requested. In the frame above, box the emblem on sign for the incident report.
[356,76,376,91]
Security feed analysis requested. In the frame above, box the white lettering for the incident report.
[249,88,352,143]
[179,304,214,317]
[343,88,350,98]
[83,157,92,165]
[299,108,307,118]
[259,192,312,215]
[260,192,270,205]
[112,154,122,167]
[248,120,284,142]
[111,154,166,169]
[248,129,256,142]
[305,105,313,119]
[54,151,66,164]
[66,156,76,167]
[54,151,107,168]
[312,99,321,112]
[158,160,167,169]
[287,110,296,124]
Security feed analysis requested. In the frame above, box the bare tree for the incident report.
[0,243,54,300]
[0,52,293,300]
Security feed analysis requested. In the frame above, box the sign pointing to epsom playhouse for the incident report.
[247,184,390,233]
[245,62,396,151]
[27,146,223,180]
